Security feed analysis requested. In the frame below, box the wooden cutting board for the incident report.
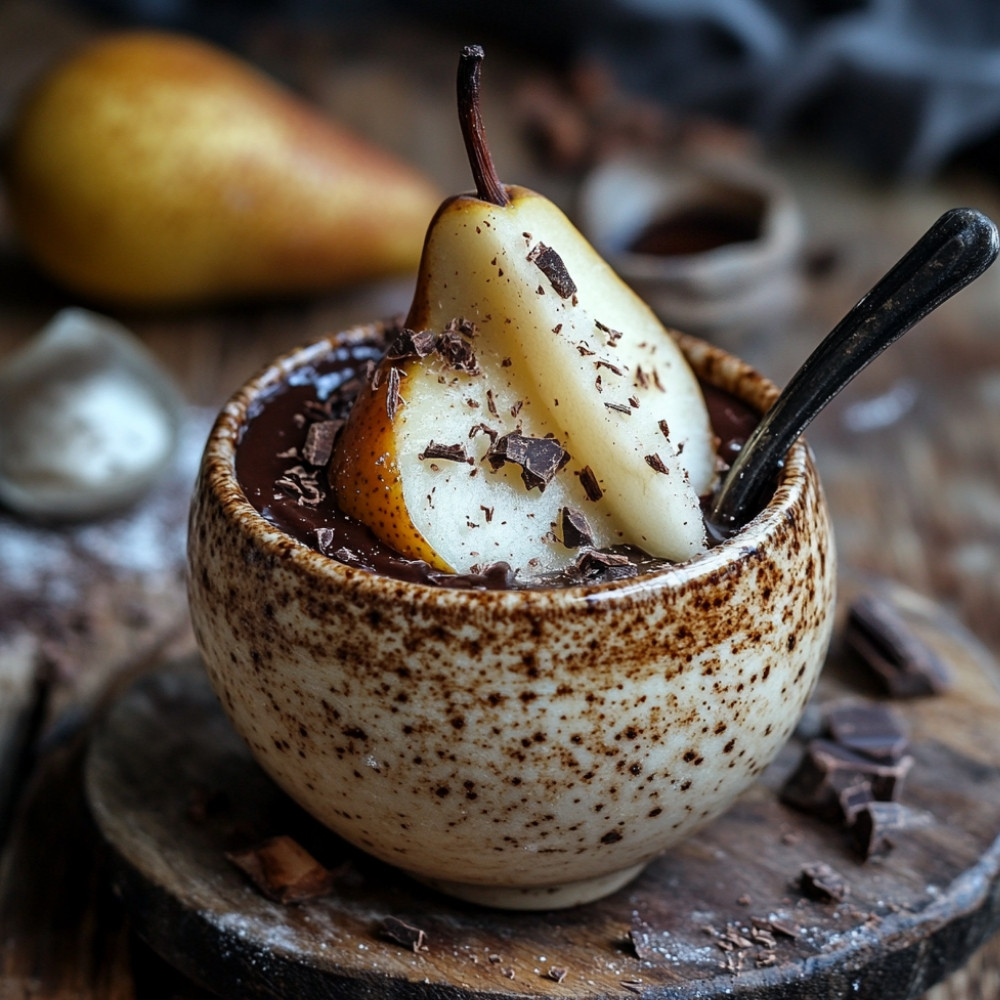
[84,576,1000,999]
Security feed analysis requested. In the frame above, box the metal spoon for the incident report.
[707,207,999,539]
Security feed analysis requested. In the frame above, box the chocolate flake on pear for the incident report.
[559,506,594,548]
[486,430,570,491]
[527,242,577,299]
[419,441,473,464]
[576,465,604,501]
[436,329,480,374]
[644,453,669,474]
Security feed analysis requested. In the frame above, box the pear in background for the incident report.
[330,48,715,578]
[3,31,443,307]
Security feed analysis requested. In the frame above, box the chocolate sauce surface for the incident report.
[235,332,760,590]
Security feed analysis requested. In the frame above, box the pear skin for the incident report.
[3,31,442,306]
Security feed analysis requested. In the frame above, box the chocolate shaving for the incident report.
[444,316,478,339]
[419,441,472,464]
[595,319,624,344]
[559,506,594,548]
[527,242,577,298]
[302,419,342,467]
[798,862,848,903]
[379,915,429,953]
[436,330,480,374]
[658,419,671,439]
[845,591,952,696]
[469,422,498,442]
[486,389,499,419]
[386,327,437,360]
[595,359,624,375]
[385,366,403,421]
[604,401,631,415]
[644,453,669,474]
[576,465,604,501]
[486,431,569,491]
[226,835,336,903]
[546,968,568,983]
[275,466,323,506]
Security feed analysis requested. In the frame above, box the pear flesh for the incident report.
[333,186,716,579]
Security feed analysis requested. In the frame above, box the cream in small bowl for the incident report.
[187,324,835,910]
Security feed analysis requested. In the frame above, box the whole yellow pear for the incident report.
[3,31,443,306]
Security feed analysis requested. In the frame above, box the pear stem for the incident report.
[458,45,510,207]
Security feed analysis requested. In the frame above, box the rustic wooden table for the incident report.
[3,2,1000,997]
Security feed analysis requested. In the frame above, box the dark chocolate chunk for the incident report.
[527,242,577,298]
[846,591,952,697]
[419,441,472,464]
[572,549,638,583]
[379,915,429,953]
[798,862,848,903]
[576,465,604,501]
[486,431,569,491]
[851,801,915,860]
[226,835,336,903]
[302,419,342,467]
[825,702,909,762]
[386,327,437,361]
[779,738,912,823]
[644,453,668,474]
[559,506,594,548]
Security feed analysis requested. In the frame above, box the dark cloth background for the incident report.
[72,0,1000,177]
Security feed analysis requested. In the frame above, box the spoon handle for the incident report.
[709,207,999,535]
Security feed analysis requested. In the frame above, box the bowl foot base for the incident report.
[413,862,647,911]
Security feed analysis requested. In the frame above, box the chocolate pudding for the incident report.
[234,324,760,590]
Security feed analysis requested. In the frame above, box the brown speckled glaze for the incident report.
[187,324,835,910]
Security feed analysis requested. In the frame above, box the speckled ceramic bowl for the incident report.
[187,327,835,910]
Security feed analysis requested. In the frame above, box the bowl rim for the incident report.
[194,322,823,610]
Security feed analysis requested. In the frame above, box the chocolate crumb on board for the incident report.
[576,465,604,501]
[486,431,569,491]
[379,915,429,953]
[845,591,952,696]
[798,862,849,903]
[226,835,336,903]
[419,441,472,464]
[545,967,568,983]
[527,242,577,298]
[621,981,644,995]
[559,506,594,548]
[302,419,342,467]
